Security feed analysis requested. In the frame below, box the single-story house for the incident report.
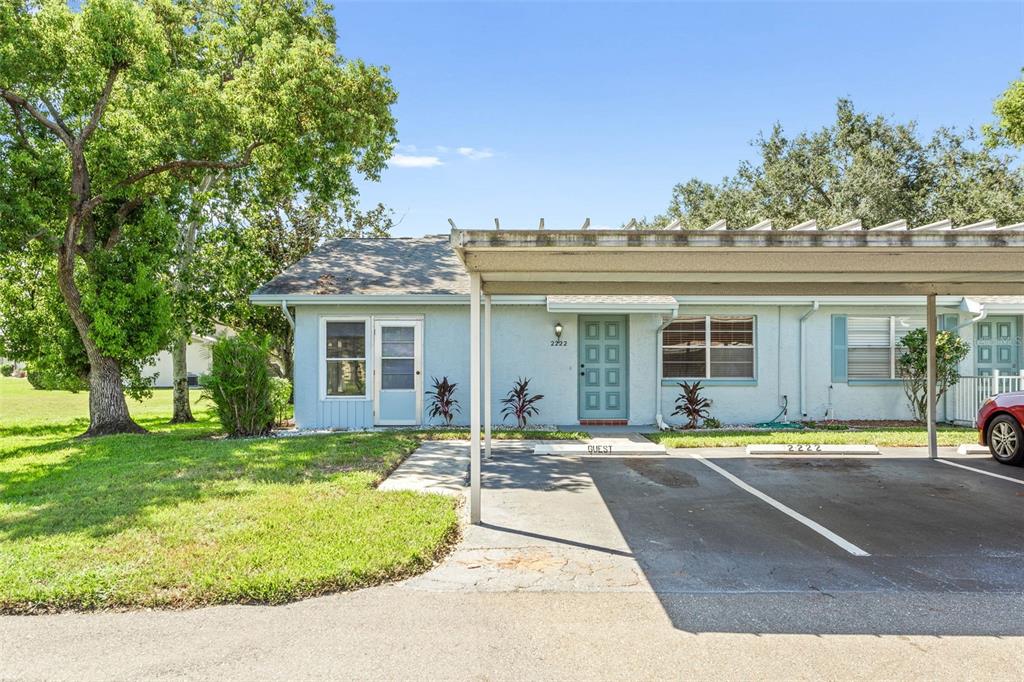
[250,235,1024,430]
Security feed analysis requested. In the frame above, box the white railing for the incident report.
[948,370,1024,426]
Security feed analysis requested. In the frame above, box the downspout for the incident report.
[956,304,987,331]
[655,314,674,430]
[798,300,820,419]
[777,306,783,418]
[280,299,295,329]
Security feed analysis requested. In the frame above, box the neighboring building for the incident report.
[250,236,1024,430]
[142,326,231,388]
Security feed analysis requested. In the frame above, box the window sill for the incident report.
[321,395,372,401]
[846,379,904,386]
[661,379,757,387]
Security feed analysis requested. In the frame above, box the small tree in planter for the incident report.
[897,328,970,422]
[673,381,713,429]
[501,377,544,429]
[427,376,461,426]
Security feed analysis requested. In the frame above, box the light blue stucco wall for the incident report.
[658,303,970,426]
[293,300,976,430]
[294,304,662,429]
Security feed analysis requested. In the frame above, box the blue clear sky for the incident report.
[334,1,1024,235]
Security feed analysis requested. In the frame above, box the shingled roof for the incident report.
[252,236,469,296]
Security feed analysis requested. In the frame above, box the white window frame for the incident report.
[847,314,924,381]
[319,315,371,400]
[662,314,757,381]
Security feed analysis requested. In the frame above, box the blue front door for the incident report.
[975,316,1021,376]
[578,316,629,420]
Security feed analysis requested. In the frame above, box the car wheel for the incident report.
[987,415,1024,465]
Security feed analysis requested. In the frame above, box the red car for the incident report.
[977,391,1024,465]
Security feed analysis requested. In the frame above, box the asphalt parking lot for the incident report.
[590,449,1024,594]
[397,441,1024,634]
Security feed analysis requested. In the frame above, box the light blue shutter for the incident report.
[831,315,848,383]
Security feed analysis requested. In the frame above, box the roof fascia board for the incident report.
[248,294,545,306]
[975,303,1024,313]
[546,302,679,314]
[675,295,964,307]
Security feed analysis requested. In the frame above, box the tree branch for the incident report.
[0,87,72,145]
[114,140,266,189]
[80,67,120,143]
[40,95,73,140]
[810,181,833,208]
[104,197,147,250]
[3,100,41,158]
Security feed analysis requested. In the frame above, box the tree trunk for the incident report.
[56,240,145,437]
[85,355,146,437]
[170,334,195,423]
[278,328,294,383]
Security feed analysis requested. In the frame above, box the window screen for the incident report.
[325,321,367,396]
[663,316,755,379]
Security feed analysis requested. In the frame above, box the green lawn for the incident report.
[0,377,460,612]
[647,425,978,449]
[0,376,207,429]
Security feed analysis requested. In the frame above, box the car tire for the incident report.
[987,415,1024,466]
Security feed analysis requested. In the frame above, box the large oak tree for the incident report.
[0,0,397,435]
[639,99,1024,229]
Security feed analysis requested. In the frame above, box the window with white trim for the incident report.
[847,315,924,380]
[324,320,367,396]
[662,315,755,379]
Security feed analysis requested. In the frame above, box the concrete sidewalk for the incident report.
[3,590,1024,680]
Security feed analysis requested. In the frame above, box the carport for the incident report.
[450,221,1024,524]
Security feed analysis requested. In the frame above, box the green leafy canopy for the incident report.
[985,70,1024,150]
[0,0,397,421]
[639,99,1024,229]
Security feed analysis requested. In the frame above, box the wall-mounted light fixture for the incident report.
[554,321,563,339]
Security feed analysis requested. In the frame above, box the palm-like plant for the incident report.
[426,376,460,426]
[672,381,712,429]
[500,377,544,428]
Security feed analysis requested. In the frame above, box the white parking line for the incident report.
[936,458,1024,485]
[686,452,871,557]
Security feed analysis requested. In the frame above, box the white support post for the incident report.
[484,294,492,460]
[469,273,482,524]
[926,294,938,460]
[992,368,1001,396]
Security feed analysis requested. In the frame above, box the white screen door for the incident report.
[373,320,423,425]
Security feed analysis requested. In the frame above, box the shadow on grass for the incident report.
[0,418,421,542]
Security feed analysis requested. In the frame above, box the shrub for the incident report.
[500,377,544,428]
[427,376,460,426]
[896,328,970,422]
[201,334,275,437]
[0,363,14,377]
[269,377,292,425]
[673,381,712,429]
[703,417,722,429]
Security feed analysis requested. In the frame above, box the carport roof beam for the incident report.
[449,227,1024,296]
